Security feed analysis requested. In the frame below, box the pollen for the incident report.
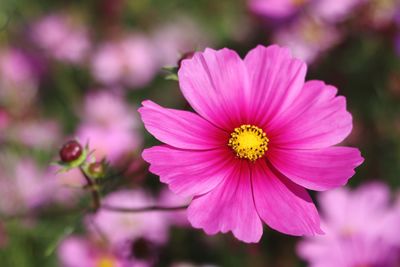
[228,124,269,161]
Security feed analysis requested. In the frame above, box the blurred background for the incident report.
[0,0,399,266]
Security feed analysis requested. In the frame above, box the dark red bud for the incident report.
[177,51,195,69]
[59,140,83,163]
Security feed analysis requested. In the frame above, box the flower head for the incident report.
[297,183,400,267]
[31,14,90,64]
[86,190,168,246]
[90,35,157,88]
[248,0,310,20]
[139,45,363,243]
[76,90,142,163]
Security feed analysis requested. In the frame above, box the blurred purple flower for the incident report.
[86,190,169,247]
[298,182,400,267]
[76,90,142,163]
[31,14,90,64]
[273,16,342,63]
[90,35,158,88]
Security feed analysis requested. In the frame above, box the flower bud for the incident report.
[59,140,83,163]
[87,161,107,179]
[57,140,87,170]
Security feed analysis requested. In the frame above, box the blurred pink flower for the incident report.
[158,188,191,227]
[58,236,128,267]
[90,35,158,88]
[248,0,310,20]
[0,109,10,141]
[87,190,169,246]
[76,90,142,163]
[273,16,342,63]
[31,14,90,64]
[298,183,400,267]
[139,45,363,243]
[365,0,398,29]
[311,0,365,23]
[0,48,39,112]
[58,235,156,267]
[152,19,210,66]
[7,119,62,150]
[0,157,84,214]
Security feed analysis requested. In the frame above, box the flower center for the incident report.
[96,257,115,267]
[228,124,269,161]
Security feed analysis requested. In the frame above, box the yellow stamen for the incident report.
[228,124,269,161]
[96,257,115,267]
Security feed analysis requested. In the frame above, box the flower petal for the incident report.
[187,161,263,243]
[178,48,250,130]
[142,145,235,197]
[252,160,322,236]
[244,45,307,127]
[268,80,352,149]
[138,100,228,150]
[267,146,364,191]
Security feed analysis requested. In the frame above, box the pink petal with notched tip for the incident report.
[187,160,263,243]
[252,160,323,236]
[267,146,363,191]
[244,45,307,128]
[268,80,352,149]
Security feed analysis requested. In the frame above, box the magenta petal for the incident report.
[138,100,227,150]
[252,160,323,236]
[178,48,250,130]
[269,80,353,149]
[142,145,236,197]
[187,161,263,243]
[268,146,364,191]
[244,45,307,127]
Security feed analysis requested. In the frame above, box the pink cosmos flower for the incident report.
[298,183,400,267]
[31,14,90,64]
[139,45,364,243]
